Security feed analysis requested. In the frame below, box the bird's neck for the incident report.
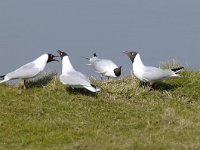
[62,56,74,74]
[133,54,144,67]
[34,54,48,70]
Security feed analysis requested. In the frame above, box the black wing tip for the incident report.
[91,84,97,89]
[171,67,184,72]
[0,75,5,79]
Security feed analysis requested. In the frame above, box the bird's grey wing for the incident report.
[142,67,171,82]
[6,67,40,79]
[60,72,91,86]
[92,59,117,74]
[92,60,106,73]
[75,71,90,82]
[15,62,36,71]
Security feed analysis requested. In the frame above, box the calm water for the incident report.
[0,0,200,79]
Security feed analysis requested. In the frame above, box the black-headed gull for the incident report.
[0,53,58,88]
[57,50,100,92]
[123,51,184,86]
[82,53,122,80]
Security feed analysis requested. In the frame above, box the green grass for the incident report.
[0,69,200,150]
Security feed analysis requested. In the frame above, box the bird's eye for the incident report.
[131,53,134,55]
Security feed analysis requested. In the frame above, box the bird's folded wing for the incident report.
[75,71,90,82]
[142,67,171,81]
[60,73,90,86]
[95,70,107,74]
[15,62,36,71]
[93,60,117,73]
[7,68,40,79]
[97,60,117,68]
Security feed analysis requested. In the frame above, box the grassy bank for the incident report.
[0,69,200,150]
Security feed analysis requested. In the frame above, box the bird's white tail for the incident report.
[172,74,182,78]
[84,84,101,92]
[0,79,9,84]
[171,67,184,78]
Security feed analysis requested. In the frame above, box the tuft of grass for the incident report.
[0,68,200,149]
[26,72,57,88]
[160,59,183,69]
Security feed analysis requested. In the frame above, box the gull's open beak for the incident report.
[57,50,60,53]
[53,55,59,62]
[57,50,62,56]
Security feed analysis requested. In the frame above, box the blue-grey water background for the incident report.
[0,0,200,80]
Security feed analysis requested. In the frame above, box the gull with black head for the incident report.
[57,50,100,92]
[123,50,184,87]
[0,53,59,88]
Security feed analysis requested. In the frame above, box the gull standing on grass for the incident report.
[0,53,59,88]
[57,50,100,92]
[123,51,184,86]
[82,53,122,80]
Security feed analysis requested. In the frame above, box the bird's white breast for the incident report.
[132,54,145,81]
[34,54,49,71]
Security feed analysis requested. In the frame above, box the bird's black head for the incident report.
[114,66,122,77]
[57,50,68,60]
[123,51,138,63]
[47,53,59,63]
[93,53,97,57]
